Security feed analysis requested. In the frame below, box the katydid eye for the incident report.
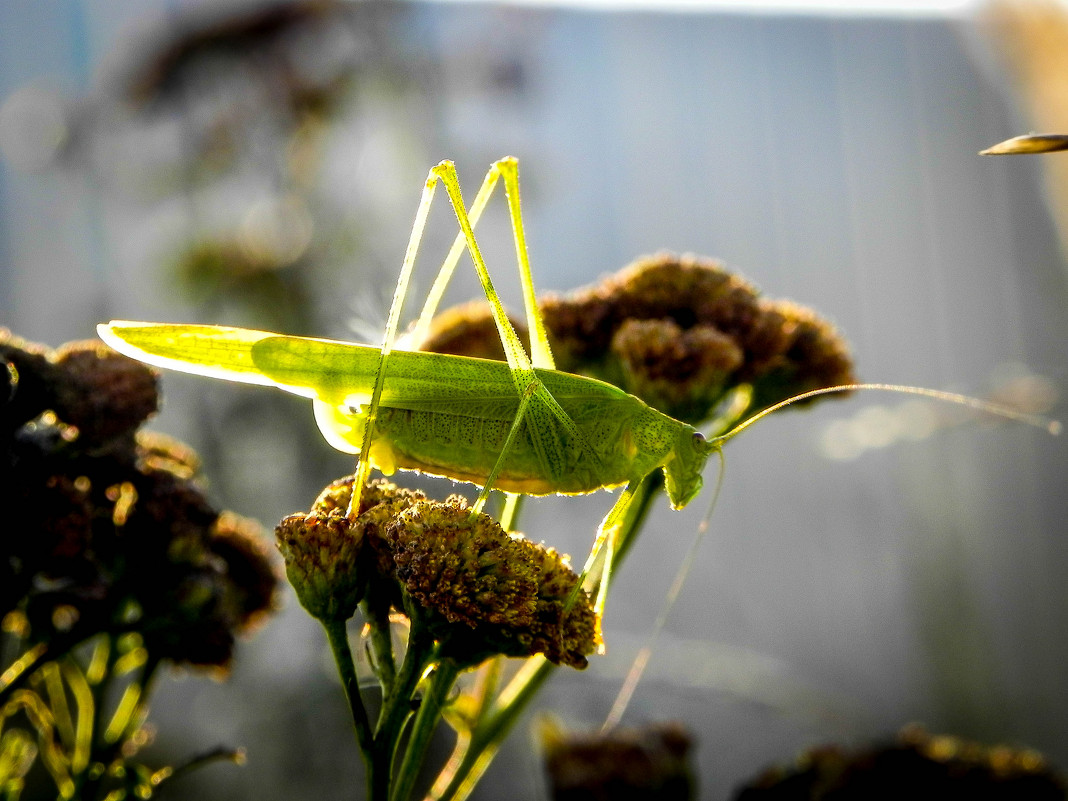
[692,432,705,446]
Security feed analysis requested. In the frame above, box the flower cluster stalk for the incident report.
[275,479,598,800]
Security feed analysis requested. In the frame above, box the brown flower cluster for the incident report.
[412,253,856,426]
[2,330,280,672]
[541,720,695,800]
[734,725,1068,799]
[543,253,856,424]
[275,478,596,669]
[276,477,424,622]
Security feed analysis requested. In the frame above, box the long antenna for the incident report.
[712,383,1061,447]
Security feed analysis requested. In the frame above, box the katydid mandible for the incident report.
[98,157,1060,621]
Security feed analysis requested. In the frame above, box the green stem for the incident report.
[321,618,377,796]
[0,639,67,706]
[151,746,246,791]
[67,636,117,801]
[432,657,554,801]
[362,597,398,691]
[390,657,461,801]
[372,610,437,796]
[76,643,162,801]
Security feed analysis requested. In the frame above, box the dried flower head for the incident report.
[2,330,280,670]
[276,478,424,621]
[403,300,530,361]
[388,499,596,669]
[276,511,364,622]
[135,430,201,480]
[51,340,159,447]
[389,498,537,628]
[540,253,856,424]
[210,512,282,631]
[541,719,695,800]
[1,328,60,431]
[735,724,1068,799]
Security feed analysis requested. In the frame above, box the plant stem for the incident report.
[600,473,662,588]
[363,596,397,690]
[430,657,554,801]
[372,609,437,796]
[321,618,377,796]
[390,657,460,801]
[0,640,59,705]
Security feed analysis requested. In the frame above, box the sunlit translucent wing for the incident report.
[98,322,362,399]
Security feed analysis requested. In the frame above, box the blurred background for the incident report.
[1,0,1066,798]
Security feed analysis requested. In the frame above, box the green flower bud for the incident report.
[276,511,365,622]
[276,478,425,621]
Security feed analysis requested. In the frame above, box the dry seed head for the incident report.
[315,476,426,582]
[610,318,745,425]
[520,538,597,669]
[388,499,596,669]
[53,340,159,446]
[541,719,695,800]
[735,724,1068,797]
[135,430,202,480]
[276,478,425,621]
[311,475,425,518]
[3,330,279,670]
[402,300,529,361]
[210,511,281,631]
[390,498,538,628]
[541,253,856,424]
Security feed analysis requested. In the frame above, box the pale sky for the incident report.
[424,0,979,15]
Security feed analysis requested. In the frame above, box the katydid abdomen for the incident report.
[352,390,662,496]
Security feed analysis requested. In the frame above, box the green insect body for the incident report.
[98,322,714,508]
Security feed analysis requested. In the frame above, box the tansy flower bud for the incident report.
[388,499,596,669]
[541,719,695,800]
[276,478,425,621]
[276,511,366,622]
[735,725,1068,799]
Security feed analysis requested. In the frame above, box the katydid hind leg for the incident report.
[431,160,537,381]
[495,157,555,371]
[410,158,556,372]
[429,160,605,507]
[348,159,542,515]
[409,163,505,350]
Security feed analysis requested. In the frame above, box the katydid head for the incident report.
[662,428,717,510]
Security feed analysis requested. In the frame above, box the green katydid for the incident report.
[98,157,710,621]
[98,157,1060,629]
